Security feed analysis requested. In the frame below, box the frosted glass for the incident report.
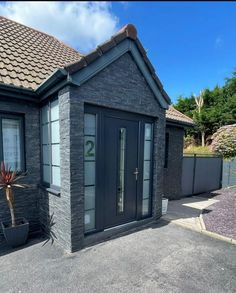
[52,144,60,166]
[143,161,150,180]
[43,165,50,183]
[42,124,49,144]
[41,105,49,124]
[85,161,95,186]
[52,166,60,186]
[143,180,150,199]
[145,123,152,140]
[84,209,95,231]
[84,136,96,161]
[42,145,49,165]
[85,186,95,210]
[144,140,151,160]
[50,99,59,121]
[51,121,60,143]
[142,199,149,216]
[84,114,96,135]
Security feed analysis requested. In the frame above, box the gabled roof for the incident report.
[166,106,194,126]
[0,16,193,125]
[0,16,82,90]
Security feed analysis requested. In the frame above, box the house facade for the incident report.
[0,17,193,252]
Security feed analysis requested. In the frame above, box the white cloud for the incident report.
[215,36,223,49]
[0,1,119,53]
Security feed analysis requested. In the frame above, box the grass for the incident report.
[184,146,213,155]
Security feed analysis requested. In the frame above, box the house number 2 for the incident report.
[86,140,95,157]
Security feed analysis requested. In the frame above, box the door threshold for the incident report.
[104,220,137,231]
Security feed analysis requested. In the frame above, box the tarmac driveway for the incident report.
[0,221,235,293]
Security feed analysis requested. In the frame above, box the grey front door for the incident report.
[104,116,139,228]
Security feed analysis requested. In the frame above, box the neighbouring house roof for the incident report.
[166,106,194,126]
[0,16,82,90]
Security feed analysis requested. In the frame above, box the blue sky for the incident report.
[112,2,236,103]
[1,1,236,103]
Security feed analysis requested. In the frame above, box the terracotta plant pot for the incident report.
[1,217,29,248]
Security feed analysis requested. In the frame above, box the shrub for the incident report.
[211,124,236,158]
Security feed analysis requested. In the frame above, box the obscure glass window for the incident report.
[164,132,169,168]
[84,113,96,232]
[0,116,24,171]
[142,123,153,216]
[41,99,60,187]
[117,128,126,214]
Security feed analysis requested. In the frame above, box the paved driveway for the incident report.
[0,221,235,293]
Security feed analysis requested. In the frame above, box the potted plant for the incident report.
[162,195,168,215]
[0,162,29,247]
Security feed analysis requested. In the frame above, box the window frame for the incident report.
[40,98,60,191]
[0,112,25,171]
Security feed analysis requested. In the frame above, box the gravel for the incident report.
[202,187,236,240]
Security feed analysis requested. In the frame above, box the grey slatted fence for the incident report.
[182,154,223,196]
[222,157,236,188]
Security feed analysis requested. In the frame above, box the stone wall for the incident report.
[68,52,166,251]
[164,125,184,199]
[0,98,40,241]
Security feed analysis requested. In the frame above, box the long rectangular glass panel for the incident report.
[117,128,126,214]
[42,145,50,165]
[51,144,60,166]
[142,123,153,216]
[2,119,21,170]
[50,99,59,121]
[52,165,60,186]
[84,113,96,231]
[51,121,60,143]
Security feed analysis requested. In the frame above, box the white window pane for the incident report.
[84,136,95,161]
[51,121,60,143]
[43,165,50,183]
[84,114,96,135]
[143,180,150,199]
[145,123,152,140]
[142,199,149,216]
[51,99,59,121]
[144,141,151,160]
[85,186,95,210]
[143,161,150,180]
[2,119,21,170]
[85,161,95,186]
[52,144,60,166]
[41,105,49,124]
[84,209,95,231]
[42,124,49,144]
[52,166,60,186]
[42,145,50,165]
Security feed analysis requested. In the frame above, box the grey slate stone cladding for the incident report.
[39,52,166,252]
[0,98,40,242]
[164,125,184,200]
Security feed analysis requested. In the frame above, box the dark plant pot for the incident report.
[1,217,29,248]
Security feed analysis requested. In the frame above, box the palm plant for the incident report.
[0,161,28,227]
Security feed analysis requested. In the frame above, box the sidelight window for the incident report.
[84,113,96,232]
[142,123,153,216]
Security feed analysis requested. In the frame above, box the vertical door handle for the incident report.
[133,168,139,180]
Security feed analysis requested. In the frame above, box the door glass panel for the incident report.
[84,136,96,161]
[85,186,95,210]
[142,123,153,216]
[84,113,96,232]
[117,128,126,214]
[84,210,95,232]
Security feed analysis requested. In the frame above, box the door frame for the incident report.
[84,104,155,235]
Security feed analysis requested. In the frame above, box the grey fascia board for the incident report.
[0,83,38,102]
[36,68,68,95]
[166,119,195,128]
[71,39,169,109]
